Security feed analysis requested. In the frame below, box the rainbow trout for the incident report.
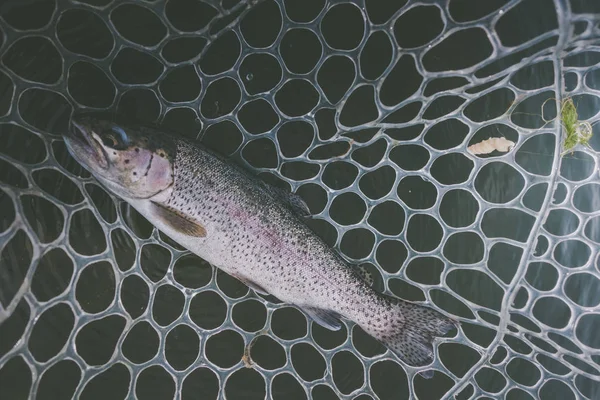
[63,115,458,371]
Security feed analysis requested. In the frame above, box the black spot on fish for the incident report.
[125,159,130,164]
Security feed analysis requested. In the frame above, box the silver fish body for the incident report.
[64,115,458,369]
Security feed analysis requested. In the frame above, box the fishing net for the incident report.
[0,0,599,398]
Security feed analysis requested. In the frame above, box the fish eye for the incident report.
[100,126,129,149]
[111,126,129,144]
[101,134,119,148]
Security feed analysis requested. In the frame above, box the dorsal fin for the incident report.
[188,142,312,217]
[261,182,311,217]
[352,264,374,287]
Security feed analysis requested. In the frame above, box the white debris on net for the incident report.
[468,137,516,155]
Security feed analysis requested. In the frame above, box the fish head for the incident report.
[64,114,175,199]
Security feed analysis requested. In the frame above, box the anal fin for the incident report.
[238,277,269,296]
[151,202,206,237]
[301,306,342,331]
[419,370,434,379]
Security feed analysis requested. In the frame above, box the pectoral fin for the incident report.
[151,202,206,237]
[301,306,342,331]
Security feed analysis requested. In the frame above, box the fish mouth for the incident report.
[64,118,108,170]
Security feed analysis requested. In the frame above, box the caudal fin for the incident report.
[368,299,458,367]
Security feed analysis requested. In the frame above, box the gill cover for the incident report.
[66,115,176,200]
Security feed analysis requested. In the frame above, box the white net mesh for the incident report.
[0,0,599,398]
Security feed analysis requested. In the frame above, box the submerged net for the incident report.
[0,0,599,398]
